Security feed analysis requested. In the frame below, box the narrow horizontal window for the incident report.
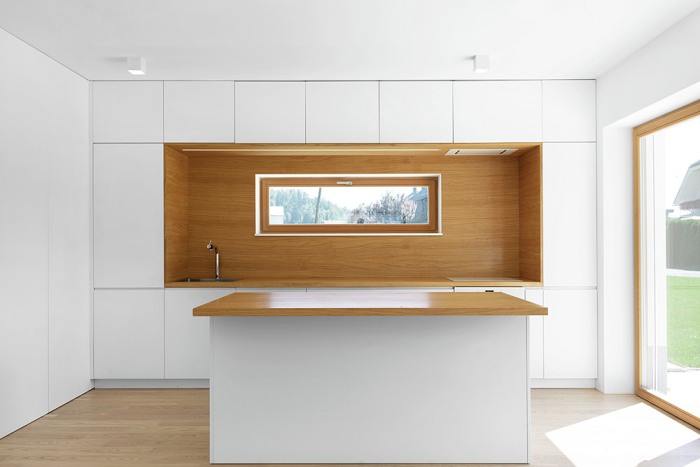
[257,174,441,235]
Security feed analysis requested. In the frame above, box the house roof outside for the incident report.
[674,159,700,210]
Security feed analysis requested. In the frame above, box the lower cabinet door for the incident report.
[543,289,597,378]
[164,289,234,379]
[94,289,165,379]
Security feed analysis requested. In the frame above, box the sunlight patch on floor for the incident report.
[546,403,699,466]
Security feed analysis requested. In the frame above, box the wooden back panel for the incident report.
[164,145,542,281]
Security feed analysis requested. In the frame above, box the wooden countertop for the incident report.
[194,291,548,317]
[167,277,542,289]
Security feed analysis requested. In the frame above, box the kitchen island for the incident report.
[195,291,546,464]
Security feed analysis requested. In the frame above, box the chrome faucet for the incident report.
[207,240,220,279]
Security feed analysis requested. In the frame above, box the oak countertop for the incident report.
[166,277,541,289]
[194,291,548,317]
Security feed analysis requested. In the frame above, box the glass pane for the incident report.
[269,186,430,225]
[639,114,700,418]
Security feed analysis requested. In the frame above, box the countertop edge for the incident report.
[195,308,548,317]
[193,291,548,317]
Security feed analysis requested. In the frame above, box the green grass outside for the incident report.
[667,275,700,368]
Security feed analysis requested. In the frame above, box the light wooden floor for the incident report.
[1,388,699,466]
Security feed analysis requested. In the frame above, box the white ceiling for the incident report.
[1,0,699,81]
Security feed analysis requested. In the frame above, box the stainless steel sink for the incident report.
[182,278,240,282]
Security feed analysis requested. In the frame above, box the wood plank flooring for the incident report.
[0,388,699,466]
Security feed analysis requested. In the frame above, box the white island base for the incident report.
[209,315,530,464]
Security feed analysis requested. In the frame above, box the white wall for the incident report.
[596,8,700,394]
[0,28,92,437]
[598,8,700,129]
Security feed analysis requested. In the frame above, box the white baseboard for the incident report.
[93,379,209,389]
[531,378,597,389]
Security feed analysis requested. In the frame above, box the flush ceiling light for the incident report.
[127,56,146,75]
[473,54,490,73]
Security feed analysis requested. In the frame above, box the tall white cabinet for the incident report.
[537,80,598,385]
[1,28,91,438]
[92,81,167,381]
[92,142,165,379]
[92,81,241,383]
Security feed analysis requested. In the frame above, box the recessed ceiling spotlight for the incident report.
[127,56,146,75]
[473,54,490,73]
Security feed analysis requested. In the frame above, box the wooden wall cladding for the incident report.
[518,147,543,282]
[164,145,542,281]
[164,146,189,282]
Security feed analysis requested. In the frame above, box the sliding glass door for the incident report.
[635,100,700,428]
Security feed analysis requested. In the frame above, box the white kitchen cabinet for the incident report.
[93,144,164,288]
[92,81,163,143]
[379,81,453,143]
[306,81,379,143]
[525,289,544,379]
[543,143,597,287]
[93,289,165,379]
[542,80,596,142]
[453,81,542,142]
[234,82,305,143]
[543,289,597,379]
[453,287,525,298]
[0,30,93,437]
[164,288,234,379]
[164,81,235,142]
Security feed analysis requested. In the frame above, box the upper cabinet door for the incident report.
[542,80,596,142]
[543,142,597,287]
[164,81,235,142]
[379,81,453,143]
[93,81,163,143]
[306,82,379,143]
[94,144,164,288]
[453,81,542,142]
[235,82,305,143]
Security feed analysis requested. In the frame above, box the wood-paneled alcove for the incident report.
[164,143,542,283]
